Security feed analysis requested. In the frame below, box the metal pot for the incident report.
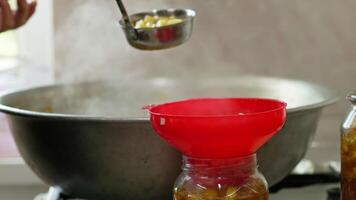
[0,76,337,200]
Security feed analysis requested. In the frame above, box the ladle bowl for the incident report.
[148,98,287,158]
[119,9,196,50]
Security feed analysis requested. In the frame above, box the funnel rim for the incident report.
[148,97,287,118]
[183,153,257,162]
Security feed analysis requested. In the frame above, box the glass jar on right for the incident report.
[341,92,356,200]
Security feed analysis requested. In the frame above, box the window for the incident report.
[0,0,54,185]
[0,31,18,72]
[0,0,17,56]
[0,0,19,71]
[0,31,18,57]
[0,0,55,85]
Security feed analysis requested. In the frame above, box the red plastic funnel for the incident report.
[148,98,287,158]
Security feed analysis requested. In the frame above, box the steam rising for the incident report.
[54,0,246,84]
[51,0,338,117]
[4,76,329,118]
[53,0,250,116]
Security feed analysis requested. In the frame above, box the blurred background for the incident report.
[56,0,354,164]
[0,0,355,199]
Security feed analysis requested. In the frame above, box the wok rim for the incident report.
[0,76,339,121]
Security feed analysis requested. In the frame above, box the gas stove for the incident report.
[34,174,340,200]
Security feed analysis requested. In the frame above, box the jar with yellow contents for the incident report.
[341,92,356,200]
[174,154,268,200]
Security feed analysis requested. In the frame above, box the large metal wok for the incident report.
[0,76,337,200]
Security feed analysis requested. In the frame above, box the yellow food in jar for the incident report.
[225,187,238,200]
[200,188,219,200]
[174,178,268,200]
[134,15,183,29]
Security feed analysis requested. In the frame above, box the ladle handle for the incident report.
[115,0,131,26]
[115,0,138,40]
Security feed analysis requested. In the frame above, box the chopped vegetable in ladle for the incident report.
[134,16,184,29]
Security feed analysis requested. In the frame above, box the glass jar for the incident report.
[341,92,356,200]
[173,154,268,200]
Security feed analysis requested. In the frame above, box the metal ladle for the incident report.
[115,0,196,50]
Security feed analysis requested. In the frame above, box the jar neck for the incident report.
[182,154,257,178]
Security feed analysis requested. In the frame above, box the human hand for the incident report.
[0,0,36,33]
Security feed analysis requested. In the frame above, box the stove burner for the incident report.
[35,187,85,200]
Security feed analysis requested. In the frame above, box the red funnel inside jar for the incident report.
[147,98,287,158]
